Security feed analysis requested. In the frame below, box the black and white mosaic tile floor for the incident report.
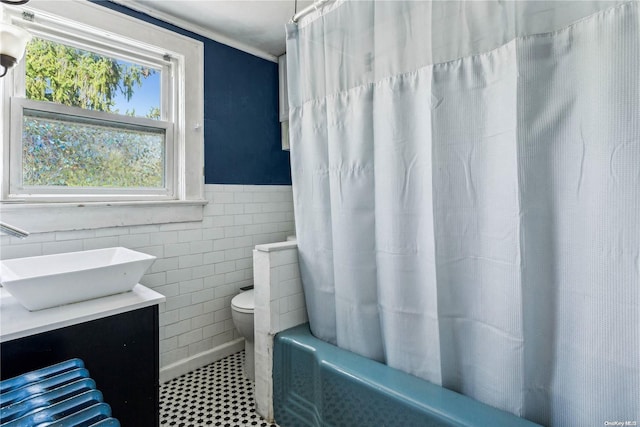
[160,351,279,427]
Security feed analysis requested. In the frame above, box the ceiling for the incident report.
[120,0,315,61]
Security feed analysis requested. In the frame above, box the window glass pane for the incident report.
[22,109,165,188]
[25,37,161,119]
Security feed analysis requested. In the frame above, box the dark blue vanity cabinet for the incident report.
[0,305,160,426]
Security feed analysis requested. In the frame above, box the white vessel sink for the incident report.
[0,247,156,311]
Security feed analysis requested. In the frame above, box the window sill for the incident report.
[0,200,207,233]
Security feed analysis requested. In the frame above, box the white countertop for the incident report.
[0,284,165,343]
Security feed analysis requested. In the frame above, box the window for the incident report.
[9,14,175,200]
[1,1,205,231]
[18,100,169,192]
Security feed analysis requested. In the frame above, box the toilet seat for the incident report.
[231,289,254,314]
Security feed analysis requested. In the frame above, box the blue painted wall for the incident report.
[204,43,290,185]
[94,1,292,185]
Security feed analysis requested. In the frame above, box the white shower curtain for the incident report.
[286,1,640,425]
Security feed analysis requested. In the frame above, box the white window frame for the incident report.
[0,1,206,232]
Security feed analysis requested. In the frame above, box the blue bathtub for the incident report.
[274,324,541,427]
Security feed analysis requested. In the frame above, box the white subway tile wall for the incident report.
[0,184,295,371]
[252,242,308,420]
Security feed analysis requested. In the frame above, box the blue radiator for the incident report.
[0,359,120,426]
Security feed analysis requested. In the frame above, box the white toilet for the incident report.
[231,289,255,381]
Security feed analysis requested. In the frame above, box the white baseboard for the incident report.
[160,338,245,383]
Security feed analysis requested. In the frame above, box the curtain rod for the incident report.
[291,0,334,23]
